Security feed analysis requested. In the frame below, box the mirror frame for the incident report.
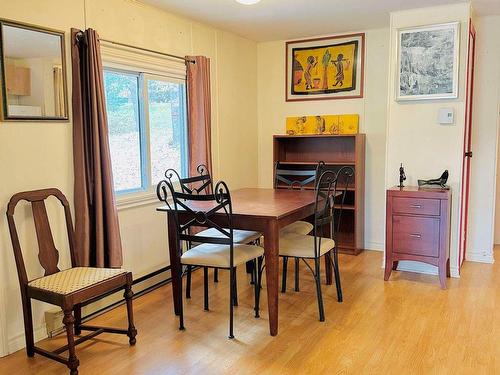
[0,19,69,122]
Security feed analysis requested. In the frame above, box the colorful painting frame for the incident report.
[285,33,365,102]
[396,22,460,101]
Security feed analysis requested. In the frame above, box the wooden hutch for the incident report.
[273,134,365,255]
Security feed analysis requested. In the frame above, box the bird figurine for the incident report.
[418,170,449,189]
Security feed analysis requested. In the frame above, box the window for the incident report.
[104,69,188,194]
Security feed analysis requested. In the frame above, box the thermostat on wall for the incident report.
[438,108,454,125]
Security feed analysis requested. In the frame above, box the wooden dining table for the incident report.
[157,188,333,336]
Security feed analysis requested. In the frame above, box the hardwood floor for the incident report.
[1,249,499,374]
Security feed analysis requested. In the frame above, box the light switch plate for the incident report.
[438,108,454,125]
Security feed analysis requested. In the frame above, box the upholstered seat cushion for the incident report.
[196,228,261,244]
[279,233,335,258]
[181,243,264,268]
[28,267,128,295]
[280,221,314,236]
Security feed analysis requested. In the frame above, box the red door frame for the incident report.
[458,19,476,270]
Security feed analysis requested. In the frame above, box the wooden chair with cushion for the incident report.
[165,165,261,301]
[274,161,322,292]
[6,188,137,375]
[278,167,354,320]
[157,179,264,338]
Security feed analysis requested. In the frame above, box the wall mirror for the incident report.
[0,20,68,121]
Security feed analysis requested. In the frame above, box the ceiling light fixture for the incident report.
[235,0,261,5]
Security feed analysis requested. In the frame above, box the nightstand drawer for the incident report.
[393,197,440,216]
[392,215,440,257]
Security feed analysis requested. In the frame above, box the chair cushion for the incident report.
[279,233,335,258]
[280,221,314,235]
[196,228,261,244]
[181,243,264,268]
[28,267,128,295]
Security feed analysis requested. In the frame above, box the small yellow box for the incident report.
[286,114,359,135]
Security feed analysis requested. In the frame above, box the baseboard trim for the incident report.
[395,261,438,276]
[6,265,173,356]
[364,241,384,252]
[8,324,47,355]
[465,251,495,264]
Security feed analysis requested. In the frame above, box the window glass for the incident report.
[104,70,142,192]
[103,69,188,194]
[148,78,186,185]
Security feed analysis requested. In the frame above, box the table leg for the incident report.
[264,220,279,336]
[167,213,181,316]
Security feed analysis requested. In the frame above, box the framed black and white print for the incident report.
[397,22,460,101]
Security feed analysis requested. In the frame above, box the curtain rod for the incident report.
[99,38,196,64]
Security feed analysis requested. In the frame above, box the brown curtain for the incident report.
[186,56,212,177]
[71,28,122,268]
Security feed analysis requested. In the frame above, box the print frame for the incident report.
[285,33,365,102]
[397,22,460,101]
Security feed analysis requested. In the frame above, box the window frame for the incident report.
[103,67,189,207]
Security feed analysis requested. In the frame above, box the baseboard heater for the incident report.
[46,265,182,338]
[82,265,173,322]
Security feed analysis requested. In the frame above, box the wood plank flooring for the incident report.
[0,249,499,374]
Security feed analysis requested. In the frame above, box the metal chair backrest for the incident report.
[274,161,322,190]
[156,179,235,266]
[165,164,213,195]
[312,167,354,258]
[6,188,77,287]
[316,164,355,234]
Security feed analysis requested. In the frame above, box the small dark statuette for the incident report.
[398,163,406,188]
[418,170,449,189]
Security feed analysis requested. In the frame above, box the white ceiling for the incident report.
[139,0,499,42]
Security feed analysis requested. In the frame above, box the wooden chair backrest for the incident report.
[6,188,77,286]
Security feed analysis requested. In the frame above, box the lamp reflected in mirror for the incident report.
[0,20,68,121]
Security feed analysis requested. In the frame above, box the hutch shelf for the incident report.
[273,134,365,255]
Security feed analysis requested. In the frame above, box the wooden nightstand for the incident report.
[385,186,451,289]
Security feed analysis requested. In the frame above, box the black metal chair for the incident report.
[157,179,263,338]
[164,165,261,300]
[278,167,354,320]
[274,161,322,293]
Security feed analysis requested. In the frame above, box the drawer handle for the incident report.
[410,204,422,208]
[409,233,422,238]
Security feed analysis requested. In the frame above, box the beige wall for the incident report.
[385,3,471,276]
[0,0,257,355]
[257,28,390,251]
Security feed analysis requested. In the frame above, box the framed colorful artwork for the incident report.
[285,33,365,102]
[397,22,460,101]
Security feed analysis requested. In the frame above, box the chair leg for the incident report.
[232,267,238,307]
[314,258,325,322]
[229,267,235,339]
[186,265,192,299]
[124,281,138,345]
[281,256,288,293]
[294,257,300,292]
[203,267,209,311]
[21,294,35,357]
[214,268,219,283]
[333,247,343,303]
[74,304,82,336]
[63,309,80,375]
[257,256,264,290]
[178,270,185,330]
[246,260,254,275]
[253,259,260,318]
